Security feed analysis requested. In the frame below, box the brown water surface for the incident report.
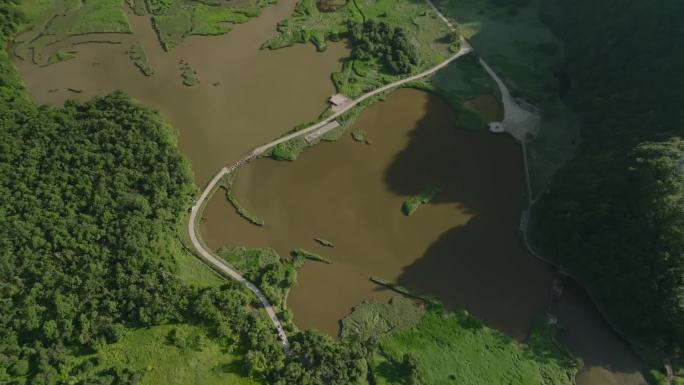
[14,7,649,384]
[13,0,348,185]
[202,88,553,338]
[202,88,649,385]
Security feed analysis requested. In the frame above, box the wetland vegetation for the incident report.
[128,42,155,75]
[179,59,198,86]
[314,237,335,247]
[402,186,441,216]
[264,0,452,97]
[217,247,301,313]
[220,172,265,226]
[291,248,332,264]
[342,299,578,385]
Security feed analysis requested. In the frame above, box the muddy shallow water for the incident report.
[202,88,553,338]
[13,0,348,185]
[14,5,648,384]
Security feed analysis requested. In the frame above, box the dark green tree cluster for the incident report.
[217,247,301,310]
[0,85,199,381]
[348,20,419,74]
[267,331,367,385]
[532,0,684,359]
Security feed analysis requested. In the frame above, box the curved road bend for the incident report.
[188,161,291,347]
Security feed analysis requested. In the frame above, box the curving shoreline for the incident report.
[187,31,473,349]
[188,2,646,369]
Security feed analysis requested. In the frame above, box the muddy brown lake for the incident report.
[202,88,552,338]
[12,0,348,185]
[202,89,648,385]
[13,2,647,384]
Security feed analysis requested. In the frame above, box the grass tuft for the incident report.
[401,186,440,216]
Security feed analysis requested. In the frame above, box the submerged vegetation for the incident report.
[45,49,76,66]
[370,277,425,300]
[291,248,332,264]
[11,0,278,66]
[402,186,440,215]
[180,60,199,86]
[314,237,335,247]
[227,194,265,226]
[128,42,155,76]
[219,172,265,226]
[351,129,366,142]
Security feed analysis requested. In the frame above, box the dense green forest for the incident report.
[347,20,419,74]
[531,0,684,361]
[0,2,370,384]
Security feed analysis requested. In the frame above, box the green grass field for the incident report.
[372,310,579,385]
[89,324,260,385]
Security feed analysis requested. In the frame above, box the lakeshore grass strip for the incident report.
[341,298,579,385]
[226,194,265,226]
[264,0,453,98]
[218,172,264,226]
[180,60,198,86]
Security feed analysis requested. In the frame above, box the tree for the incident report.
[347,20,419,74]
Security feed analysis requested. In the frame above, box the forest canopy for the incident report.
[348,20,419,74]
[532,0,684,359]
